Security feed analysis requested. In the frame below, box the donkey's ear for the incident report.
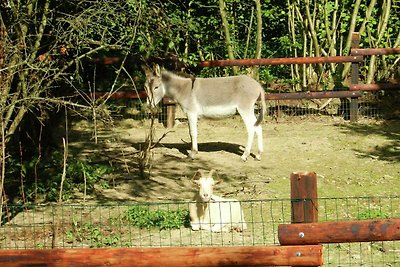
[154,64,161,77]
[142,65,153,78]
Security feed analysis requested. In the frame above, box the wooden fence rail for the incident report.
[279,218,400,245]
[1,172,399,266]
[0,245,323,267]
[93,32,398,126]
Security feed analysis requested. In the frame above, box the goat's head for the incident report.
[193,169,221,202]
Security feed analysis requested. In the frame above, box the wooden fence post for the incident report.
[290,171,320,266]
[163,98,176,128]
[350,32,360,122]
[290,172,318,224]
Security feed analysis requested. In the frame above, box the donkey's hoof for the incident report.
[255,155,262,161]
[240,155,248,162]
[188,151,198,160]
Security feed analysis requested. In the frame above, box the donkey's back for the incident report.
[192,75,264,118]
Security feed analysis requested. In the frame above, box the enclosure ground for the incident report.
[1,115,400,266]
[67,115,400,202]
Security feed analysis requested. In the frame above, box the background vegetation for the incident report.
[0,0,399,217]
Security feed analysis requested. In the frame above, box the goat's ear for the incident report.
[191,170,202,186]
[193,170,203,180]
[192,179,201,186]
[209,169,216,177]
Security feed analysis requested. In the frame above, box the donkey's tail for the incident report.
[255,89,266,126]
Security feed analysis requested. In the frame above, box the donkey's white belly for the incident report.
[199,105,237,118]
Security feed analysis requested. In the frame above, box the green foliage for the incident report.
[124,205,190,230]
[356,209,389,220]
[66,222,120,248]
[6,151,113,202]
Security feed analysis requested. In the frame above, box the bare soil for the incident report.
[69,115,400,203]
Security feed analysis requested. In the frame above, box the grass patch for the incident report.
[124,205,190,230]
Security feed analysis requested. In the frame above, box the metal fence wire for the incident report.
[1,196,399,266]
[120,91,391,124]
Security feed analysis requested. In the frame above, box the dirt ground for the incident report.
[2,114,400,266]
[69,114,400,203]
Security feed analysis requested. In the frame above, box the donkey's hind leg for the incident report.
[254,124,263,161]
[240,112,257,161]
[187,113,199,160]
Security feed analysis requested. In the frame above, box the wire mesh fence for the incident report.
[119,91,390,124]
[1,196,399,266]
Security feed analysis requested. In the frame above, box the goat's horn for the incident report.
[192,169,203,180]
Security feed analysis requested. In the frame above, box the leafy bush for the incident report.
[124,205,190,230]
[6,151,113,202]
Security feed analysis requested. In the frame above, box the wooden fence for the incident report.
[94,32,399,127]
[0,171,399,266]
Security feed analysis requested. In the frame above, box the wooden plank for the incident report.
[351,47,400,56]
[92,91,147,100]
[278,218,400,245]
[350,83,400,91]
[161,91,363,105]
[350,32,361,123]
[0,245,323,267]
[199,55,363,67]
[290,172,318,224]
[266,90,362,100]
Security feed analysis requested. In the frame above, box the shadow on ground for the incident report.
[336,121,400,162]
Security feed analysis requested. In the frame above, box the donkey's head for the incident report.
[193,169,221,202]
[143,65,166,107]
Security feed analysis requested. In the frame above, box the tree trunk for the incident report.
[252,0,262,80]
[340,0,362,79]
[366,0,392,84]
[218,0,238,74]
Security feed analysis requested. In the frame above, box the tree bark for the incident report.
[341,0,362,79]
[366,0,392,83]
[218,0,238,74]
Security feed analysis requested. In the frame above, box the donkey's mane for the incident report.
[162,70,196,87]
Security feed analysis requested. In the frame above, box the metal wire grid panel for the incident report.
[120,92,385,123]
[1,196,399,266]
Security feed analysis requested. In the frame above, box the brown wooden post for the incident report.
[350,32,360,123]
[289,172,320,266]
[163,98,176,128]
[290,172,318,224]
[166,105,176,128]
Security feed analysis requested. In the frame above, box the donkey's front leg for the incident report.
[187,113,198,160]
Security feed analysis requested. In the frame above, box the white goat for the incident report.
[189,170,247,232]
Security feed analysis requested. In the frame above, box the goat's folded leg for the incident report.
[190,222,201,231]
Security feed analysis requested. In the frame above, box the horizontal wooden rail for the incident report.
[266,90,362,100]
[92,90,363,103]
[350,83,400,91]
[351,47,400,56]
[92,91,147,100]
[199,56,363,67]
[0,245,323,267]
[278,218,400,245]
